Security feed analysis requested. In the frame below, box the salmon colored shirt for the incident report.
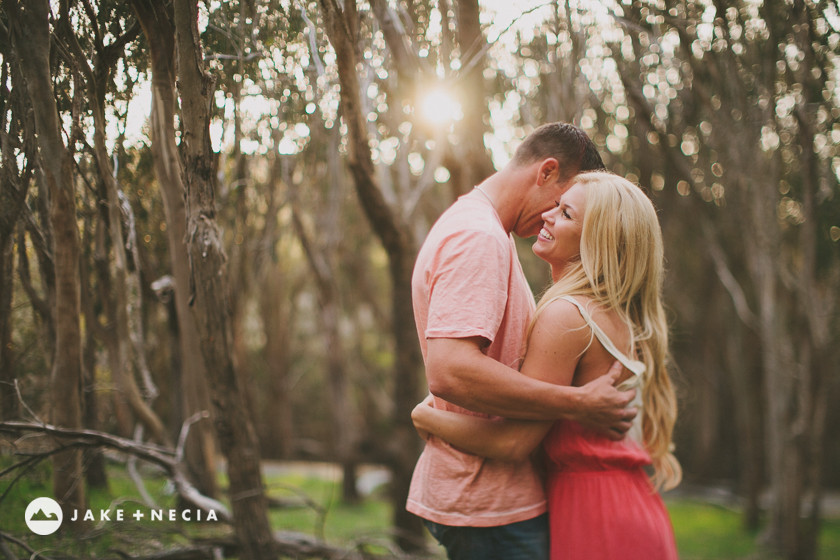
[407,192,547,527]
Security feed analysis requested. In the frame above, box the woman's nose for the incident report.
[541,207,557,222]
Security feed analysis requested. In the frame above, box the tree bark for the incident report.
[257,266,295,459]
[256,145,295,460]
[290,174,360,503]
[130,0,218,499]
[58,9,169,445]
[172,1,275,557]
[79,214,109,489]
[0,50,31,421]
[4,0,86,521]
[450,0,495,194]
[318,0,424,550]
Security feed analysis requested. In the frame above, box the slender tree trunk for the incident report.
[131,0,218,498]
[724,326,763,529]
[288,122,360,502]
[54,0,167,448]
[91,91,170,445]
[5,0,86,521]
[258,267,295,459]
[290,196,359,503]
[257,145,295,459]
[80,215,109,489]
[451,0,494,194]
[16,201,56,362]
[0,229,16,420]
[92,210,132,436]
[319,0,424,549]
[172,1,275,557]
[783,5,835,555]
[0,64,30,420]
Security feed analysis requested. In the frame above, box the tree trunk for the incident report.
[751,3,831,557]
[288,120,361,502]
[92,210,133,436]
[0,58,30,420]
[5,0,86,521]
[451,0,494,194]
[782,4,836,554]
[172,1,275,558]
[91,79,170,446]
[130,0,218,499]
[318,0,424,550]
[257,264,295,459]
[79,215,109,489]
[290,191,360,503]
[248,138,295,461]
[54,0,168,449]
[0,226,17,420]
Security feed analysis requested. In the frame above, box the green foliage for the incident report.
[0,455,53,531]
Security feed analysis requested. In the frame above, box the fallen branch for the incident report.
[0,421,434,560]
[0,529,54,559]
[196,532,433,560]
[0,420,230,522]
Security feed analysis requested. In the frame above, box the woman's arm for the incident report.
[411,397,551,462]
[413,299,593,460]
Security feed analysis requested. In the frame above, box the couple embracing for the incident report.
[408,123,681,560]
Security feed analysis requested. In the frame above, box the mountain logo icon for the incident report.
[25,497,63,535]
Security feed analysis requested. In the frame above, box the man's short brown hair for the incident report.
[512,122,605,183]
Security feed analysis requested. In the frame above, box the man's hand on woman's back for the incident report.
[574,362,637,441]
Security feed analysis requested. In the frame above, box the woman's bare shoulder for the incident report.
[530,297,592,350]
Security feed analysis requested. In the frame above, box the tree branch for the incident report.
[702,221,759,331]
[0,420,230,522]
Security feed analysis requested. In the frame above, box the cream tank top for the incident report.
[560,295,645,442]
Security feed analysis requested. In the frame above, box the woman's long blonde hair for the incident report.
[530,171,681,490]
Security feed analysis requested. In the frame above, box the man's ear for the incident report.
[536,158,560,186]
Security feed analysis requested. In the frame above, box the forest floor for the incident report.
[262,460,391,496]
[261,460,840,517]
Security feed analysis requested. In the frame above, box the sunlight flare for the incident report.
[419,87,463,125]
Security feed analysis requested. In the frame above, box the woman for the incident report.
[412,171,681,560]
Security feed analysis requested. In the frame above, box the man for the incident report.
[408,123,636,560]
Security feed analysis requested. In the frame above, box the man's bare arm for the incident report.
[426,337,636,437]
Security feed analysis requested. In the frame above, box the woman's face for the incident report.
[533,182,587,281]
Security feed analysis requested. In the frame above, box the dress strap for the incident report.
[559,296,646,387]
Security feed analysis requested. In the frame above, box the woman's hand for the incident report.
[411,394,435,441]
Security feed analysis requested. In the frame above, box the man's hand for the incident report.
[574,362,637,440]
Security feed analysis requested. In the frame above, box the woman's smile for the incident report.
[533,183,586,276]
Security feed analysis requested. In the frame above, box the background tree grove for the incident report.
[0,0,838,559]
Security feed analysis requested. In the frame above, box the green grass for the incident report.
[3,457,840,559]
[667,498,840,560]
[264,472,840,559]
[668,499,766,559]
[267,473,392,547]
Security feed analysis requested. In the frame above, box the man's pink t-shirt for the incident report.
[407,192,547,527]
